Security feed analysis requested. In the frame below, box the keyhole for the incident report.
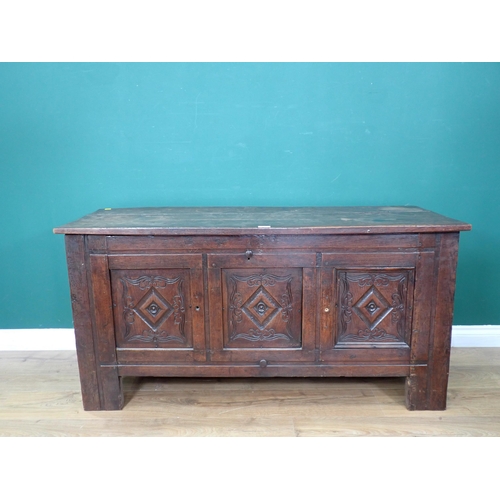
[195,306,200,311]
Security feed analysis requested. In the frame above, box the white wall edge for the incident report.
[0,326,500,350]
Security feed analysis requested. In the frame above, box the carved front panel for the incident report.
[336,271,414,347]
[111,269,193,348]
[222,268,303,349]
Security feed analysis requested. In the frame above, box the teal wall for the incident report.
[0,63,498,328]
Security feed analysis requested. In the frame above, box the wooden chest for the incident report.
[54,206,471,411]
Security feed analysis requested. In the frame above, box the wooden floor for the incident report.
[1,348,499,436]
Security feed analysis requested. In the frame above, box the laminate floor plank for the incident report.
[292,416,500,437]
[0,417,297,437]
[1,348,499,436]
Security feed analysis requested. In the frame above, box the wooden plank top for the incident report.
[53,206,471,236]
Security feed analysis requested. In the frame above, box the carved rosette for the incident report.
[226,272,301,345]
[337,271,412,345]
[120,274,187,346]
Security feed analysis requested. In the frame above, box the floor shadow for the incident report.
[121,375,407,407]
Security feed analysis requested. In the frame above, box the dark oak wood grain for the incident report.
[64,235,101,410]
[54,206,471,235]
[55,207,471,411]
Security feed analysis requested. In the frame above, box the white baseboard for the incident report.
[0,329,76,351]
[0,326,499,350]
[449,325,500,347]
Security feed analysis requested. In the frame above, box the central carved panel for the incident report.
[223,269,303,348]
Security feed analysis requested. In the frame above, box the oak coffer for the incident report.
[53,206,471,411]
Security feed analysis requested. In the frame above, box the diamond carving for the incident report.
[226,271,301,345]
[135,288,173,330]
[353,286,392,330]
[116,274,189,345]
[242,286,281,328]
[338,271,412,345]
